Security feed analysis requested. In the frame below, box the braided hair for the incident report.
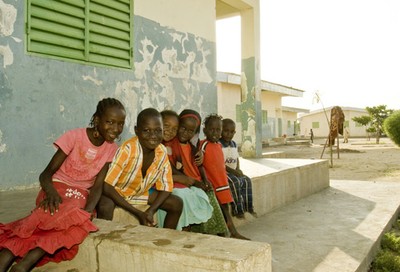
[89,98,125,127]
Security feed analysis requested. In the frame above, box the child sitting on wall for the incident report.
[96,108,183,229]
[219,118,256,219]
[200,114,250,240]
[157,110,213,230]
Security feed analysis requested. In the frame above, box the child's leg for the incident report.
[219,203,250,240]
[241,175,255,214]
[96,195,116,220]
[152,193,183,229]
[9,247,45,272]
[227,175,245,216]
[0,248,16,272]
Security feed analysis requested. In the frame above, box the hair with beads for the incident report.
[203,113,223,128]
[89,98,125,127]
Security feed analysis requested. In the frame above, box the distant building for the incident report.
[298,107,368,139]
[217,72,309,144]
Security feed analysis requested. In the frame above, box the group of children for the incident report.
[0,99,255,272]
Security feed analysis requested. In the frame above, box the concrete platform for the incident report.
[32,219,271,272]
[238,179,400,272]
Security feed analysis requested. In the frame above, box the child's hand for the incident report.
[185,177,196,187]
[39,189,62,215]
[195,179,212,192]
[194,151,203,166]
[138,211,156,227]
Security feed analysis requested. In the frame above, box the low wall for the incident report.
[34,219,272,272]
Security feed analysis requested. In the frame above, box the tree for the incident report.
[353,105,393,144]
[352,115,372,140]
[383,110,400,147]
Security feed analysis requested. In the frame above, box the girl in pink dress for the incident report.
[0,98,126,272]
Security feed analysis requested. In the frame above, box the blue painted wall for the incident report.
[0,1,217,190]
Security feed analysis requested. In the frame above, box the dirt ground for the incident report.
[267,137,400,182]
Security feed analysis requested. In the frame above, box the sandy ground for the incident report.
[266,137,400,182]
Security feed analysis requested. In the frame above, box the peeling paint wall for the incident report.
[0,0,217,190]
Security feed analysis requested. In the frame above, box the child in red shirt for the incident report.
[200,114,249,240]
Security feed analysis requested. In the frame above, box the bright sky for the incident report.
[216,0,400,111]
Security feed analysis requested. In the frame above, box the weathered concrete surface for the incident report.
[34,219,271,272]
[238,179,400,272]
[239,158,330,220]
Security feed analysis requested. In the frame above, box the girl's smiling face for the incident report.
[178,118,198,143]
[162,115,179,142]
[95,106,126,143]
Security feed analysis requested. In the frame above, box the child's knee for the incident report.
[169,194,183,212]
[96,196,115,220]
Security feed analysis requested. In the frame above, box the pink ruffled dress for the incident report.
[0,128,117,267]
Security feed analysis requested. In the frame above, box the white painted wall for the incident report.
[298,107,368,138]
[135,0,216,41]
[217,82,242,143]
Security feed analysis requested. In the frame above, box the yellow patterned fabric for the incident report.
[105,136,173,205]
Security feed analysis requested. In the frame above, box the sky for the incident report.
[216,0,400,111]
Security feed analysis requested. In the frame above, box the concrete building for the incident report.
[217,72,308,144]
[298,106,368,139]
[0,0,262,190]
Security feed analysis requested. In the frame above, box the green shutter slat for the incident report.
[31,6,85,29]
[89,54,130,68]
[27,0,132,69]
[30,42,85,59]
[30,30,84,50]
[89,22,129,40]
[89,43,130,59]
[90,3,129,22]
[91,0,129,13]
[89,13,129,31]
[90,33,130,50]
[32,0,85,18]
[31,18,84,39]
[116,0,130,4]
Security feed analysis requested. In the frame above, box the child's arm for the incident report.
[172,173,197,187]
[38,149,67,215]
[197,165,213,192]
[235,158,244,176]
[84,163,110,215]
[103,183,155,226]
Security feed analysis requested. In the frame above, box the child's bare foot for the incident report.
[231,232,251,240]
[249,211,258,218]
[235,213,245,219]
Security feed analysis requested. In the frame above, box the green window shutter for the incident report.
[27,0,133,69]
[262,110,268,124]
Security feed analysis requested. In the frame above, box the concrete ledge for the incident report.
[34,219,271,272]
[238,158,330,222]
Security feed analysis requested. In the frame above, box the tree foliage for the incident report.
[352,105,394,143]
[384,110,400,147]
